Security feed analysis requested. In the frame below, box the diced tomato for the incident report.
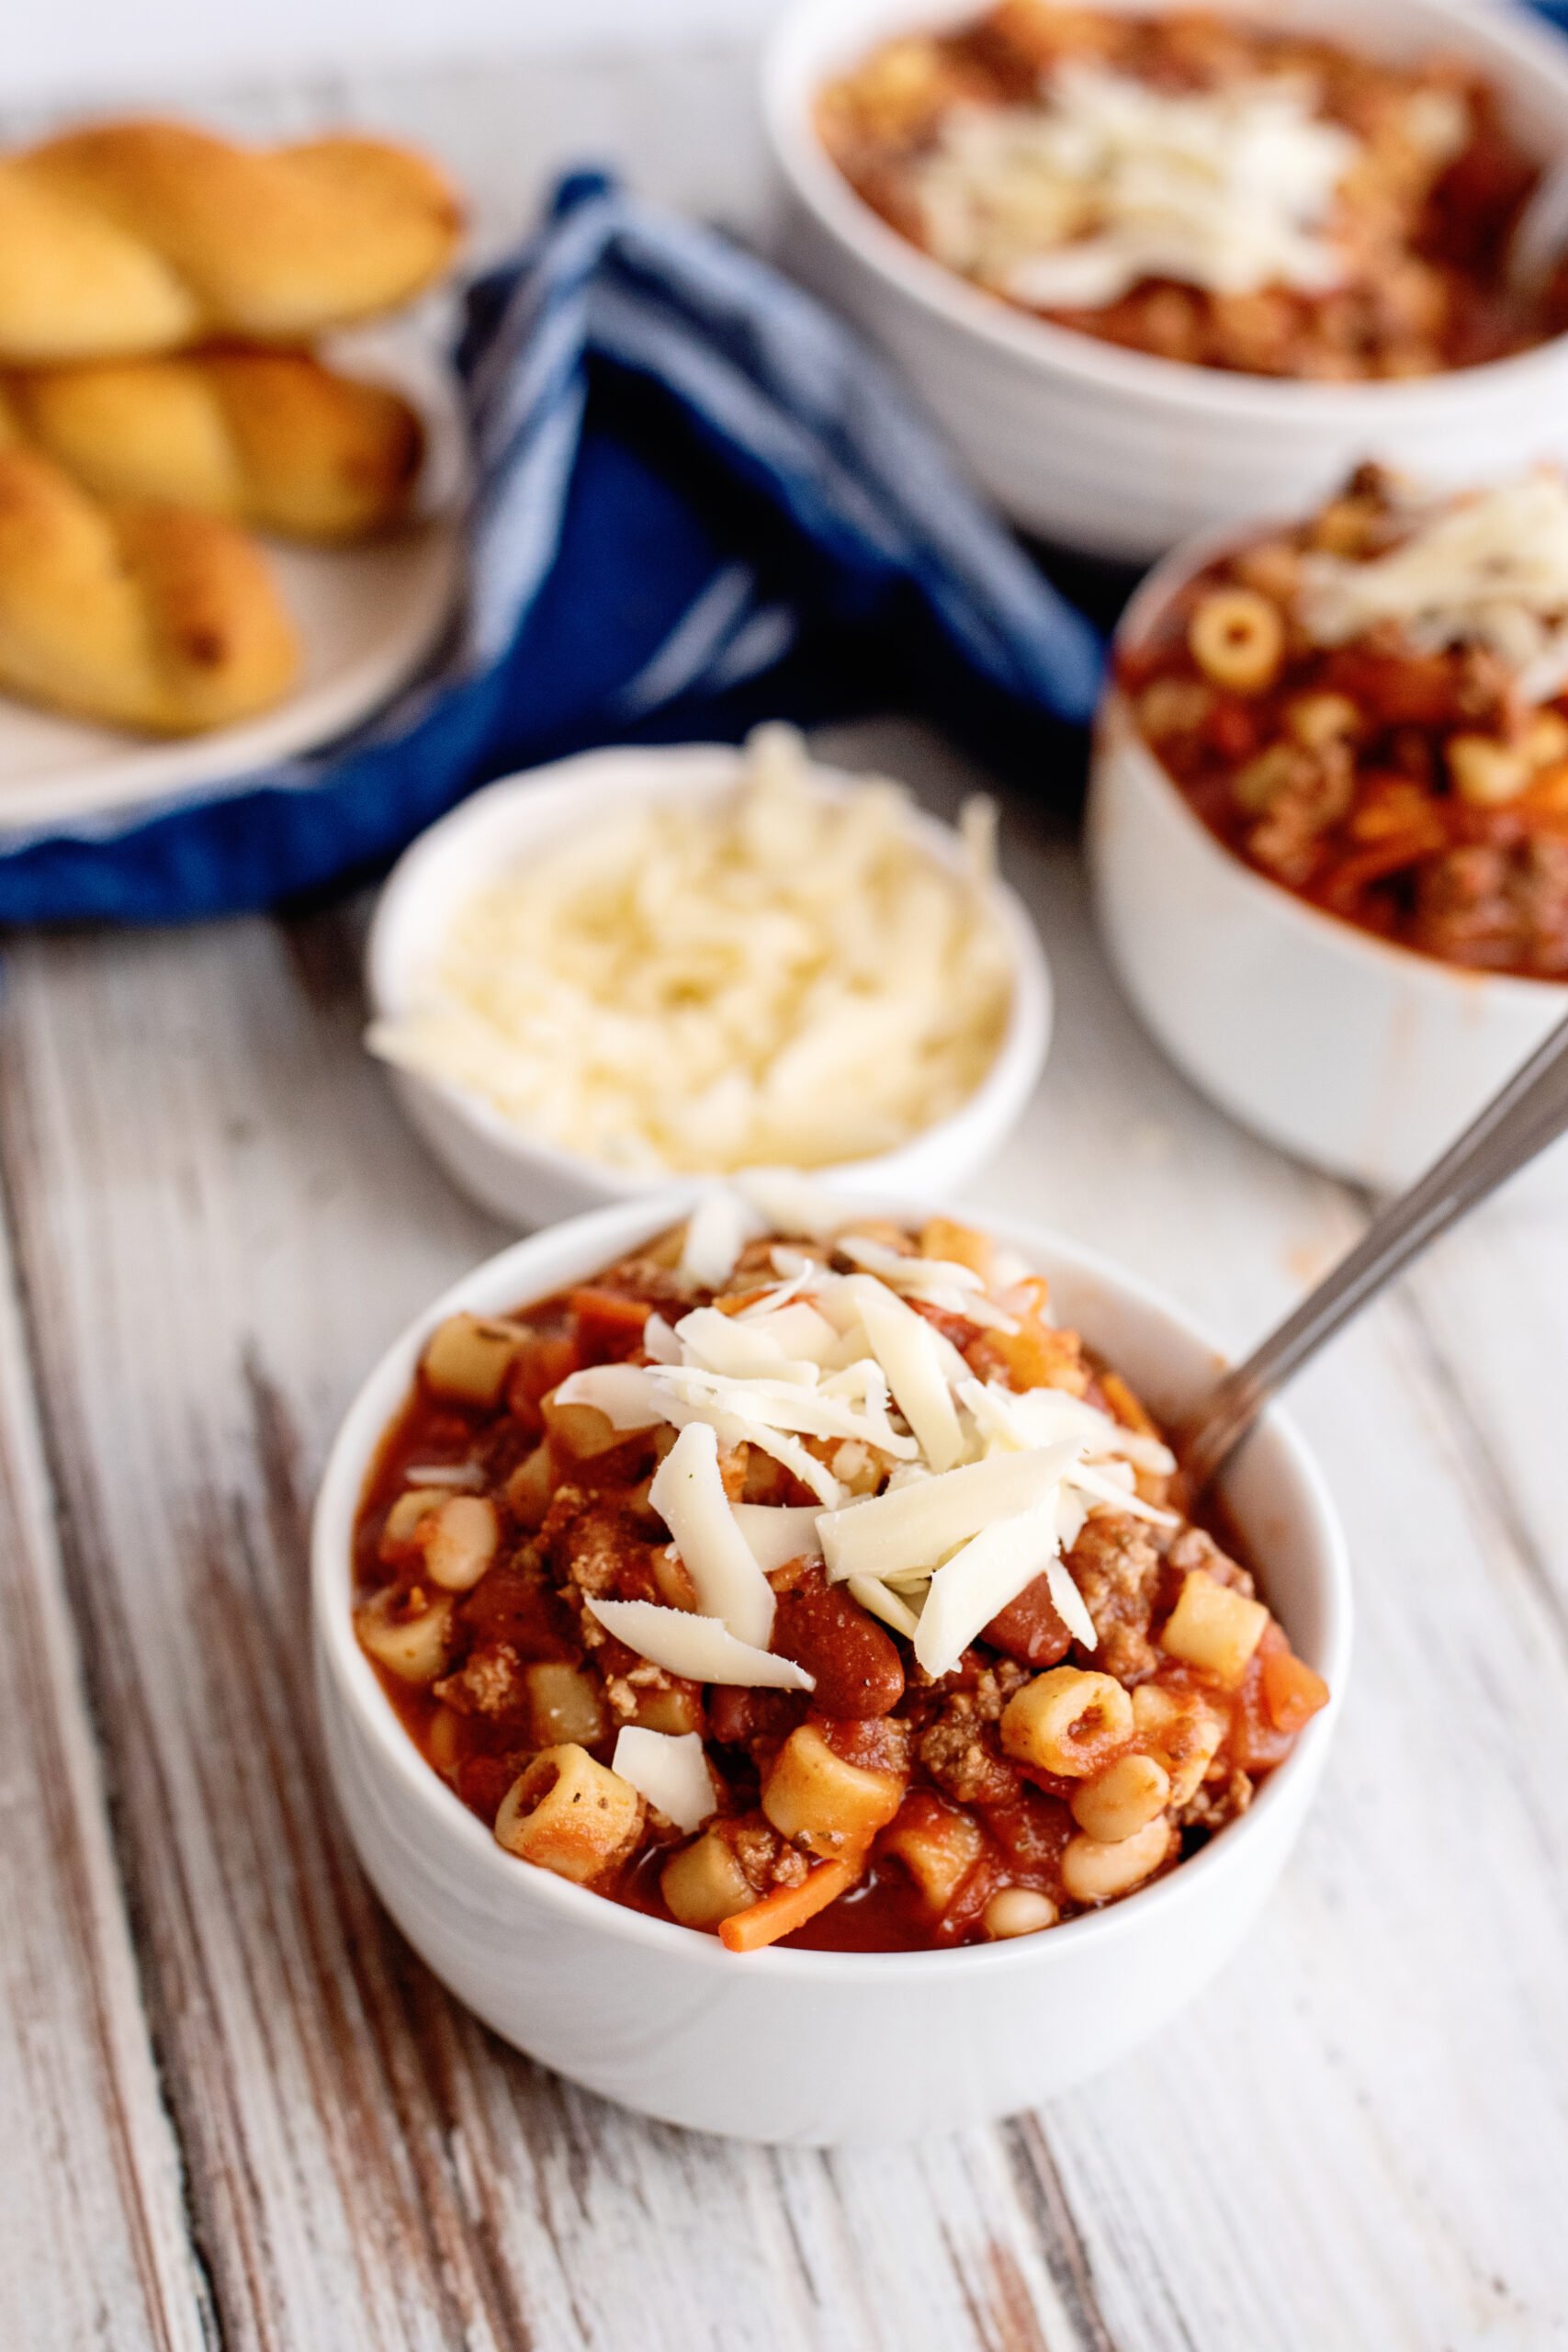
[1261,1646,1330,1736]
[1229,1645,1295,1772]
[507,1328,580,1409]
[1202,698,1261,763]
[981,1788,1073,1877]
[1322,647,1457,728]
[570,1289,653,1359]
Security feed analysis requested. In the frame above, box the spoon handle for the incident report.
[1180,1008,1568,1491]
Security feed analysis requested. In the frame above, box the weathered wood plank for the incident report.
[0,1133,211,2351]
[4,721,1568,2352]
[2,29,1567,2339]
[0,893,1112,2352]
[832,724,1568,2352]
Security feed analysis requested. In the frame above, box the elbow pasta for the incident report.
[353,1213,1328,1951]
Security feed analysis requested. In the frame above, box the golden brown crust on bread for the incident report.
[0,119,462,362]
[8,347,425,542]
[0,445,299,733]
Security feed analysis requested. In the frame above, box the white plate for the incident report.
[0,320,466,835]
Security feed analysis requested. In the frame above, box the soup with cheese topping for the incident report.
[817,2,1562,379]
[352,1194,1328,1953]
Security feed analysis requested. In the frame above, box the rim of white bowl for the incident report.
[364,741,1054,1203]
[313,1187,1354,1984]
[1105,523,1568,1004]
[763,0,1568,422]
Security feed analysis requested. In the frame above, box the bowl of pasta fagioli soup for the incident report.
[312,1182,1349,2142]
[1089,465,1568,1193]
[763,0,1568,559]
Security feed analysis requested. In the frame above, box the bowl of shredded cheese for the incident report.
[365,727,1051,1226]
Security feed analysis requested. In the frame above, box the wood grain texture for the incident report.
[0,1110,210,2351]
[0,891,1111,2352]
[0,36,1565,2350]
[0,721,1565,2352]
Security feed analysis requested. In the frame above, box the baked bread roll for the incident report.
[0,422,299,734]
[8,347,425,542]
[0,120,462,363]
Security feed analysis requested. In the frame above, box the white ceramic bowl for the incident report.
[1088,532,1568,1197]
[365,741,1052,1229]
[762,0,1568,561]
[312,1188,1351,2144]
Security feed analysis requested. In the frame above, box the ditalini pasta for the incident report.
[353,1187,1328,1953]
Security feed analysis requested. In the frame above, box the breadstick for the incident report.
[0,426,299,735]
[0,119,461,362]
[8,347,425,543]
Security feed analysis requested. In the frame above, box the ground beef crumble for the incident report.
[1066,1513,1163,1681]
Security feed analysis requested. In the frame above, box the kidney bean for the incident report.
[982,1573,1072,1668]
[772,1580,906,1718]
[707,1685,804,1747]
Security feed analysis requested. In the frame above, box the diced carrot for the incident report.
[1099,1370,1160,1441]
[1517,763,1568,827]
[1260,1647,1330,1736]
[570,1287,651,1329]
[718,1860,856,1953]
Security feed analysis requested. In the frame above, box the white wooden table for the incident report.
[3,42,1567,2352]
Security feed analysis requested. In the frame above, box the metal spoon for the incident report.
[1507,151,1568,300]
[1179,1009,1568,1492]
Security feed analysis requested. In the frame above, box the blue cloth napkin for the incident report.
[0,172,1102,926]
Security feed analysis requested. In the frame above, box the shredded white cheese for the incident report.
[730,1503,822,1575]
[836,1233,1019,1330]
[914,62,1364,312]
[587,1597,816,1690]
[610,1727,716,1833]
[912,1470,1075,1679]
[648,1422,777,1648]
[547,1182,1180,1682]
[843,1273,965,1474]
[369,726,1011,1175]
[818,1447,1077,1584]
[680,1189,757,1289]
[1298,473,1568,704]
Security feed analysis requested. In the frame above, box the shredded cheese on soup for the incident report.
[913,62,1363,311]
[1299,473,1568,702]
[369,728,1012,1174]
[556,1179,1179,1685]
